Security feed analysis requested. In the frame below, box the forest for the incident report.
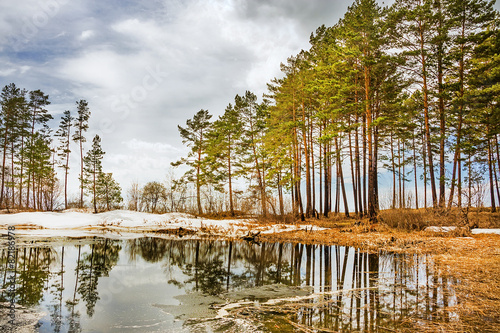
[173,0,500,222]
[0,89,122,213]
[1,0,499,223]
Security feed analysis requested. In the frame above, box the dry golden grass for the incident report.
[253,209,500,332]
[399,234,500,333]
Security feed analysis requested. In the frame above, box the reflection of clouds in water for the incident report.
[101,263,182,291]
[2,238,459,332]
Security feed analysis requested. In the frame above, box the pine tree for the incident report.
[73,100,90,208]
[55,110,73,209]
[266,58,305,219]
[27,131,56,210]
[206,102,243,216]
[15,90,31,209]
[468,15,500,212]
[83,135,104,213]
[446,0,496,208]
[0,83,28,208]
[237,91,269,217]
[171,109,212,215]
[339,0,386,221]
[95,173,122,211]
[26,89,51,209]
[389,0,441,208]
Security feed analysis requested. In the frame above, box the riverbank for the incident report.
[1,210,499,332]
[257,225,500,332]
[0,209,325,240]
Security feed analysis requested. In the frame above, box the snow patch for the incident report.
[471,228,500,235]
[0,210,326,239]
[425,226,500,235]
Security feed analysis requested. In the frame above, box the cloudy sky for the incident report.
[2,0,498,200]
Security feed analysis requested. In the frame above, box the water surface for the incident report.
[0,237,457,332]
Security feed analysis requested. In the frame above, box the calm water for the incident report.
[0,237,457,332]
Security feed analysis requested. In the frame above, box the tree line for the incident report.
[0,85,122,212]
[174,0,500,221]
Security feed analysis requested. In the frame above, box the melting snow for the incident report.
[0,210,325,239]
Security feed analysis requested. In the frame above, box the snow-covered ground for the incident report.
[0,210,324,239]
[424,226,500,235]
[471,228,500,235]
[2,210,497,240]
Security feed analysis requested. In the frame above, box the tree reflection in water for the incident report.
[0,237,457,332]
[76,239,121,317]
[0,246,56,306]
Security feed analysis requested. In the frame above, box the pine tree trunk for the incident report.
[422,121,428,209]
[80,138,84,209]
[336,137,349,217]
[458,151,463,208]
[301,98,312,218]
[374,121,380,212]
[27,109,37,209]
[448,129,461,209]
[391,132,396,209]
[278,172,284,220]
[365,63,377,222]
[398,138,402,209]
[493,156,500,207]
[32,167,36,210]
[403,141,406,208]
[310,112,315,216]
[292,97,301,219]
[93,163,97,214]
[228,140,234,217]
[196,156,202,215]
[496,135,500,185]
[19,135,24,209]
[319,130,323,217]
[437,0,446,209]
[496,135,500,205]
[413,132,419,209]
[349,121,358,216]
[11,141,15,208]
[362,115,367,217]
[468,154,472,208]
[355,116,363,216]
[65,128,71,209]
[106,184,110,211]
[419,20,438,208]
[323,130,329,218]
[488,138,496,213]
[334,163,339,214]
[0,125,9,207]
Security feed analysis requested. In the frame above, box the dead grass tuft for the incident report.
[431,235,500,332]
[379,209,427,230]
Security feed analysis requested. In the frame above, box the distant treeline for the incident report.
[174,0,500,221]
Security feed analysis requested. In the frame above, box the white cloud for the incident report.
[1,0,398,195]
[123,138,181,154]
[0,68,16,77]
[20,65,31,74]
[79,29,94,40]
[57,49,137,90]
[0,63,31,77]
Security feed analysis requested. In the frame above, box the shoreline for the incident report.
[1,210,499,332]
